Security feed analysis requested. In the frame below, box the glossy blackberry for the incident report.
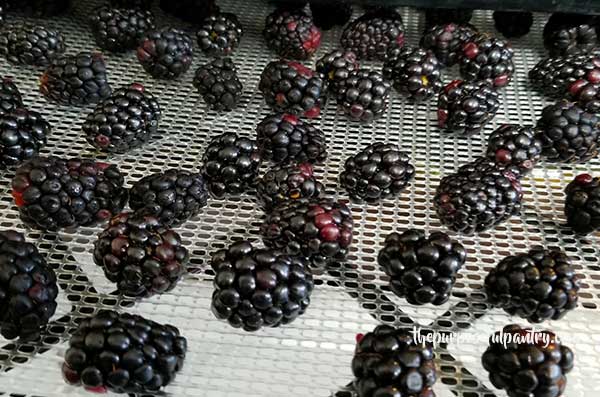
[201,132,262,198]
[83,83,160,154]
[421,23,477,67]
[0,23,66,66]
[437,80,500,135]
[62,310,187,393]
[434,157,523,234]
[260,197,353,267]
[535,100,600,163]
[259,60,325,118]
[341,8,405,61]
[309,0,352,31]
[0,4,4,25]
[459,34,515,88]
[40,52,112,106]
[256,113,327,164]
[0,77,22,114]
[544,13,597,57]
[0,230,58,340]
[0,108,49,167]
[486,124,543,177]
[336,69,391,122]
[197,13,242,57]
[90,6,155,53]
[352,325,437,397]
[493,11,533,38]
[110,0,153,9]
[529,53,600,98]
[424,8,472,28]
[482,325,574,397]
[211,241,314,332]
[263,8,321,60]
[256,162,322,211]
[193,57,242,112]
[129,169,208,227]
[564,173,600,234]
[159,0,219,24]
[567,77,600,113]
[137,27,193,80]
[315,49,358,95]
[11,157,128,231]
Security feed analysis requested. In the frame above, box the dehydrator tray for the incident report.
[1,1,600,396]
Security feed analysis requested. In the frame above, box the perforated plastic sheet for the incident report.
[0,1,599,397]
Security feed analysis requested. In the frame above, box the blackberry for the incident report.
[420,23,477,67]
[256,113,327,164]
[193,57,243,112]
[0,77,22,114]
[437,80,500,135]
[109,0,153,9]
[493,11,533,38]
[434,157,523,234]
[535,100,600,163]
[0,108,50,167]
[315,49,358,95]
[544,13,597,57]
[564,173,600,234]
[340,143,415,203]
[529,53,600,98]
[567,77,600,113]
[83,83,161,154]
[352,325,437,397]
[0,23,66,66]
[256,162,323,211]
[336,69,391,122]
[201,132,261,198]
[211,241,314,332]
[62,310,187,393]
[0,230,58,340]
[258,60,325,118]
[260,197,353,267]
[263,8,321,60]
[0,4,4,25]
[309,0,352,31]
[424,8,473,28]
[341,8,405,61]
[11,157,128,231]
[459,34,515,88]
[40,52,112,106]
[482,325,574,397]
[129,169,208,227]
[137,27,193,80]
[196,13,243,57]
[159,0,219,24]
[90,6,156,53]
[486,124,543,177]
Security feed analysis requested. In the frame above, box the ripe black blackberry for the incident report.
[256,113,327,164]
[83,83,161,154]
[90,6,156,53]
[0,77,22,113]
[263,8,321,60]
[259,60,325,118]
[256,162,323,211]
[129,169,208,227]
[544,13,597,57]
[424,8,473,28]
[201,132,262,198]
[341,8,405,61]
[0,108,50,167]
[564,173,600,234]
[193,57,243,112]
[336,69,391,122]
[93,212,188,297]
[486,124,543,177]
[197,13,243,57]
[137,27,193,79]
[0,4,5,25]
[40,52,112,106]
[309,0,352,31]
[0,230,58,340]
[159,0,219,24]
[0,23,66,66]
[567,77,600,113]
[11,157,128,231]
[62,310,187,393]
[340,143,415,203]
[211,241,314,332]
[315,49,358,95]
[482,325,574,397]
[421,23,477,67]
[535,100,600,163]
[493,11,533,38]
[434,157,523,234]
[378,229,466,306]
[529,53,600,98]
[110,0,153,9]
[437,80,500,135]
[352,325,437,397]
[260,197,353,267]
[459,34,515,88]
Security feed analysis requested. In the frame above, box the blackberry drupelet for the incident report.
[90,6,156,53]
[193,57,243,112]
[383,46,443,101]
[424,8,472,28]
[211,241,314,332]
[378,229,466,306]
[11,156,128,231]
[196,13,243,57]
[309,0,352,31]
[137,27,193,79]
[434,157,523,234]
[110,0,153,8]
[0,108,50,167]
[260,197,353,267]
[0,77,22,114]
[129,169,208,227]
[159,0,219,24]
[336,69,391,122]
[420,23,477,67]
[493,11,533,38]
[529,53,600,98]
[0,23,66,66]
[564,173,600,234]
[0,230,58,340]
[201,132,262,198]
[83,83,161,154]
[340,143,415,203]
[352,324,437,397]
[485,247,579,322]
[93,212,188,297]
[62,310,187,393]
[256,113,327,164]
[256,162,322,211]
[459,34,515,88]
[544,13,597,57]
[259,60,325,118]
[482,325,574,397]
[486,124,543,177]
[315,49,358,95]
[40,52,112,106]
[263,8,321,60]
[535,100,600,163]
[568,77,600,113]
